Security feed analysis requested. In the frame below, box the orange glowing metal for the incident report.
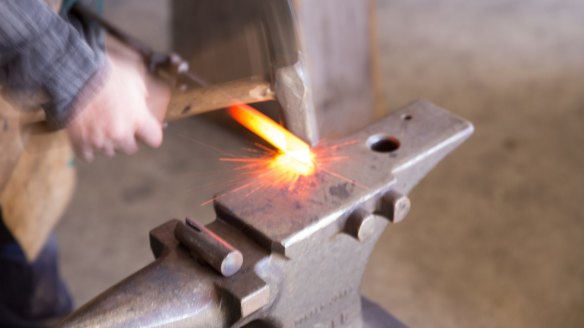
[228,104,315,175]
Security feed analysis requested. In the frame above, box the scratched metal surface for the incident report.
[216,100,472,256]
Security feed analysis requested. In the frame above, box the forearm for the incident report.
[0,0,106,128]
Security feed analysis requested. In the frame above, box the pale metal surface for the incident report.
[217,100,473,256]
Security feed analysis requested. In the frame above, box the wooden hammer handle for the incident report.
[23,78,274,135]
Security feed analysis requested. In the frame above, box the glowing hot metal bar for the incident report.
[228,104,316,175]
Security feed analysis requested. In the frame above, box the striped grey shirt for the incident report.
[0,0,105,128]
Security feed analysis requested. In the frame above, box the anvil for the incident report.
[59,100,473,327]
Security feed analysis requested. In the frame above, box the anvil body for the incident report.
[59,100,473,327]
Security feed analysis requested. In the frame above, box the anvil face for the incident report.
[216,100,473,257]
[59,100,473,328]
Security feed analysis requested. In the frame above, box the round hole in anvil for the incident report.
[367,135,400,153]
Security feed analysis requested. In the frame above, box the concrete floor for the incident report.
[57,0,584,327]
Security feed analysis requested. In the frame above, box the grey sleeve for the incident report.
[0,0,106,129]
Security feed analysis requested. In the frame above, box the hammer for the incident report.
[24,1,319,146]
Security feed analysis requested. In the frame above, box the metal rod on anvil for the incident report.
[174,218,243,277]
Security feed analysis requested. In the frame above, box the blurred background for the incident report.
[56,0,584,327]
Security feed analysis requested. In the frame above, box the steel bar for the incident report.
[175,218,243,277]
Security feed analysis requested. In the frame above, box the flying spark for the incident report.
[227,104,315,175]
[195,106,366,206]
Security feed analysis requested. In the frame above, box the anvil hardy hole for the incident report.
[368,135,400,153]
